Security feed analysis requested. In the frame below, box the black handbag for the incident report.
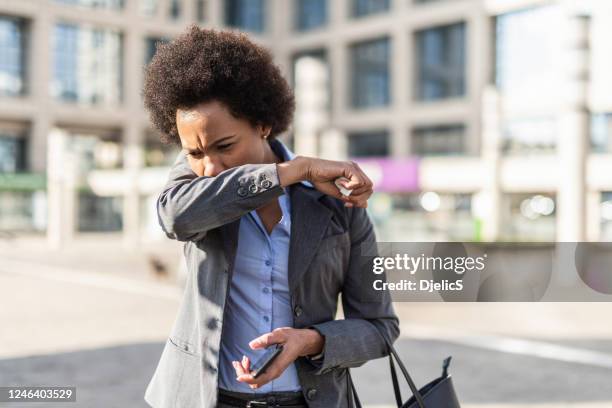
[347,334,461,408]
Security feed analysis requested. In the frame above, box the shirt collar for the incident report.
[269,138,314,189]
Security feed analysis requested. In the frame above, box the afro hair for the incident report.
[142,25,295,145]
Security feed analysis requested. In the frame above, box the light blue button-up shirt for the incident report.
[218,140,310,393]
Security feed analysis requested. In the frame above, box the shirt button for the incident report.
[262,287,270,293]
[265,259,271,266]
[263,315,269,322]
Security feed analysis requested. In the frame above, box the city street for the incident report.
[1,240,612,407]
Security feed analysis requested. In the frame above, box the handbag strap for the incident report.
[346,333,427,408]
[347,368,363,408]
[389,351,403,407]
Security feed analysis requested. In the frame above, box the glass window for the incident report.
[0,16,27,96]
[0,191,46,232]
[373,192,475,241]
[502,193,556,241]
[591,113,612,154]
[415,22,465,101]
[502,117,556,154]
[196,0,206,22]
[145,37,169,65]
[55,0,124,10]
[295,0,327,31]
[78,192,123,232]
[350,37,390,108]
[52,23,123,105]
[144,130,181,167]
[0,128,27,173]
[169,0,181,19]
[348,130,389,157]
[140,0,158,16]
[225,0,265,33]
[412,124,465,156]
[601,192,612,241]
[352,0,389,18]
[495,5,563,95]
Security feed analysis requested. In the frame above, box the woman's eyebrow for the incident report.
[209,134,237,147]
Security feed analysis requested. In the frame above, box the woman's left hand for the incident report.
[233,327,324,389]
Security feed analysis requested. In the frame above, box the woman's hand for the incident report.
[277,156,374,208]
[233,327,324,389]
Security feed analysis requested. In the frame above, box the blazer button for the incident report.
[306,388,317,400]
[248,184,259,194]
[293,305,302,317]
[237,187,248,197]
[260,179,272,189]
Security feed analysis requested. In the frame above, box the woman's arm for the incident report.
[157,151,370,243]
[305,206,400,374]
[157,151,307,242]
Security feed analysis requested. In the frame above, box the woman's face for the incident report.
[176,100,273,177]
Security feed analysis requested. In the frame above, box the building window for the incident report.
[378,192,474,241]
[55,0,124,10]
[348,130,389,157]
[144,130,181,167]
[295,0,327,31]
[502,193,556,241]
[225,0,265,33]
[169,0,181,19]
[352,0,389,18]
[350,37,390,108]
[412,124,465,156]
[0,16,27,97]
[502,117,556,154]
[495,5,563,95]
[591,113,612,153]
[0,127,27,173]
[78,192,123,232]
[140,0,158,16]
[145,37,169,65]
[52,23,123,105]
[601,192,612,241]
[196,0,206,22]
[415,22,466,101]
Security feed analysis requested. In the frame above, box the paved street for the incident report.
[1,239,612,407]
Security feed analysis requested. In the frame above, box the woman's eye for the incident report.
[217,143,233,151]
[187,152,203,158]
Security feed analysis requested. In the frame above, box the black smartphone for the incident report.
[250,344,284,378]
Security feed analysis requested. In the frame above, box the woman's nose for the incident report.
[203,156,224,178]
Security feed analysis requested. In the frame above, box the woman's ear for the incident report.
[260,125,272,139]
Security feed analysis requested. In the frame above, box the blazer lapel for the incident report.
[287,184,333,294]
[220,219,241,274]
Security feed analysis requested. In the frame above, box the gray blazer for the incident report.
[144,144,400,408]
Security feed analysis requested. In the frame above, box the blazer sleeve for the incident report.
[305,206,400,375]
[156,151,285,242]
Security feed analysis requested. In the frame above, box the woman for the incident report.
[142,25,399,408]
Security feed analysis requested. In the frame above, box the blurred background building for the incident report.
[1,0,612,247]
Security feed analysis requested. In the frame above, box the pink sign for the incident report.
[350,157,420,193]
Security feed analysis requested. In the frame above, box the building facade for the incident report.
[1,0,611,246]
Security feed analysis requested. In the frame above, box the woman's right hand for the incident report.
[277,156,373,208]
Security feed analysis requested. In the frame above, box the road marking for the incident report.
[0,259,181,301]
[401,322,612,369]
